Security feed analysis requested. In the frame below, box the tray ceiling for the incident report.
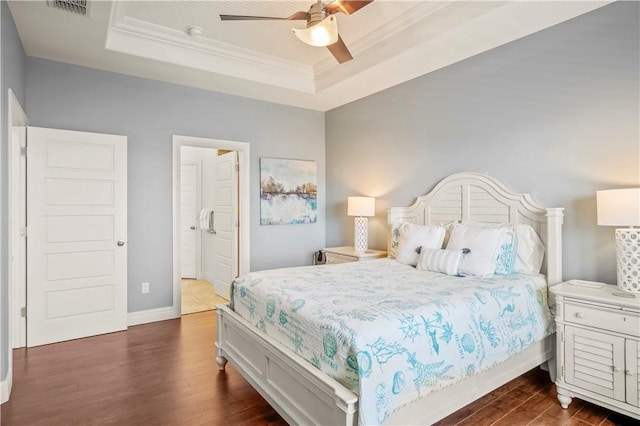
[8,1,610,111]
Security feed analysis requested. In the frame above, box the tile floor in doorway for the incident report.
[181,279,229,315]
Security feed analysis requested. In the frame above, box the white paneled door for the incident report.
[27,127,127,347]
[214,151,238,299]
[180,163,198,278]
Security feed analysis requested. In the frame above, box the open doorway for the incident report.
[179,146,231,314]
[171,136,250,318]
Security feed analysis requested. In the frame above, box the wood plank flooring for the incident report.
[2,311,637,426]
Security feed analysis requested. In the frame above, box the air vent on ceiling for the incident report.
[47,0,89,16]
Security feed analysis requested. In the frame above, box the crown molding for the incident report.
[107,2,316,93]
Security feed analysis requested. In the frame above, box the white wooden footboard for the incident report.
[216,304,358,426]
[217,302,554,426]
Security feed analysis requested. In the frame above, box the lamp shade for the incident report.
[597,188,640,226]
[347,196,375,217]
[292,15,338,47]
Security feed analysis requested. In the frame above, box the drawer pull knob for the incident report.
[574,312,584,319]
[626,370,634,376]
[613,367,621,373]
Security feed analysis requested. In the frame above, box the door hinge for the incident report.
[235,163,239,172]
[19,227,27,237]
[235,221,240,227]
[21,307,26,318]
[20,146,27,157]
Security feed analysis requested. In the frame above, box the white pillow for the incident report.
[513,224,545,274]
[396,223,446,266]
[446,223,503,276]
[417,248,462,276]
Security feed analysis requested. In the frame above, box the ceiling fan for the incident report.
[220,1,374,64]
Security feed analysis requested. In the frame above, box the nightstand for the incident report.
[549,280,640,420]
[324,246,387,264]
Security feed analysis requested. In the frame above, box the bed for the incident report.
[215,172,564,425]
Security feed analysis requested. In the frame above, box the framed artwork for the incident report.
[260,158,317,225]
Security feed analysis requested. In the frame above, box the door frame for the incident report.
[4,89,28,404]
[172,135,250,318]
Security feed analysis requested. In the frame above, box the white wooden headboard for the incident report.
[387,172,564,285]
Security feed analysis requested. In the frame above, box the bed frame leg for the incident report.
[216,355,228,371]
[545,358,557,383]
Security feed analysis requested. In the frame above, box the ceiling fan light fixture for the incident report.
[292,15,338,47]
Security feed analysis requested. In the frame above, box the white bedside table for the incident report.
[324,246,387,264]
[549,280,640,420]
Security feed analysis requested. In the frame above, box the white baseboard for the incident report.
[1,371,12,405]
[128,306,177,327]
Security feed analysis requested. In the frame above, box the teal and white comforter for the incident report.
[230,258,553,425]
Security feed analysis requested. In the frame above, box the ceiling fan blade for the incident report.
[327,35,353,64]
[324,0,373,16]
[220,11,309,21]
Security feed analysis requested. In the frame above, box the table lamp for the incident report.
[597,188,640,293]
[347,196,375,254]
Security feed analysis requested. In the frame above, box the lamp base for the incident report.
[354,217,368,254]
[615,228,639,293]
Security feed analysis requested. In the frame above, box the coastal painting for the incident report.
[260,158,317,225]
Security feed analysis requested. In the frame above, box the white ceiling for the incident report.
[8,0,610,111]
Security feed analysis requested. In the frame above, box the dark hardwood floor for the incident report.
[1,311,637,426]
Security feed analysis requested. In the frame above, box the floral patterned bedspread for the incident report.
[230,258,554,425]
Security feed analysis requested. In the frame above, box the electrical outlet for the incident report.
[142,282,150,294]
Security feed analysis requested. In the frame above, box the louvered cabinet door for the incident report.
[626,339,640,407]
[565,327,626,402]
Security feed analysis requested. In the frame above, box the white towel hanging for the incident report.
[198,209,209,230]
[198,208,216,234]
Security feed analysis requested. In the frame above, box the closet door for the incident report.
[27,127,127,347]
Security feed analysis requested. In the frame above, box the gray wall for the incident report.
[25,58,325,313]
[1,0,26,382]
[326,1,640,285]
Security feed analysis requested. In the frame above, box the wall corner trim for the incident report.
[127,307,177,327]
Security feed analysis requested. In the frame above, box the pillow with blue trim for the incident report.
[494,226,517,275]
[458,222,518,275]
[446,223,504,276]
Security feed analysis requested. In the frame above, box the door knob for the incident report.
[117,240,125,246]
[190,226,196,230]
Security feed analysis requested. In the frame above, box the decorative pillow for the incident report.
[494,226,517,275]
[389,222,401,259]
[446,223,504,276]
[512,224,545,274]
[460,222,517,275]
[416,248,463,276]
[396,223,446,266]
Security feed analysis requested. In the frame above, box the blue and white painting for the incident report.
[260,158,317,225]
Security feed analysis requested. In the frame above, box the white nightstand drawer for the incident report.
[565,302,639,336]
